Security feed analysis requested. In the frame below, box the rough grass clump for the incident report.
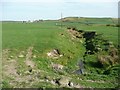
[97,47,119,68]
[97,55,114,67]
[106,24,115,27]
[67,26,77,31]
[115,24,120,27]
[106,24,120,27]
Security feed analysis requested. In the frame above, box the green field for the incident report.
[2,17,119,88]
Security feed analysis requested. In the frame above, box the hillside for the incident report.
[60,17,118,24]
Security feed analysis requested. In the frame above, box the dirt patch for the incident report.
[2,49,10,61]
[26,46,33,61]
[3,60,18,77]
[2,49,18,77]
[2,48,42,88]
[2,49,20,86]
[25,60,35,68]
[25,47,35,68]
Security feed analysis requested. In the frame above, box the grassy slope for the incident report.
[2,18,119,88]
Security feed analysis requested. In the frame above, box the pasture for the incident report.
[2,17,119,88]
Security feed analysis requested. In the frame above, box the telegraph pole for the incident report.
[61,12,63,28]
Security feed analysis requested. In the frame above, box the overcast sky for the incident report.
[0,0,119,21]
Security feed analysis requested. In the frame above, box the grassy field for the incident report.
[2,17,119,88]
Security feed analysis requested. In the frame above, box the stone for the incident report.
[78,60,84,69]
[60,55,63,57]
[44,76,52,81]
[58,77,70,86]
[18,54,24,58]
[46,79,49,82]
[68,81,74,87]
[50,80,55,85]
[47,49,62,59]
[52,63,64,70]
[33,55,37,58]
[24,71,31,75]
[74,69,84,74]
[74,84,81,88]
[10,55,14,58]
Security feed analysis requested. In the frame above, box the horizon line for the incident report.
[1,16,118,21]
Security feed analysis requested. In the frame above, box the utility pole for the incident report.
[61,12,63,28]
